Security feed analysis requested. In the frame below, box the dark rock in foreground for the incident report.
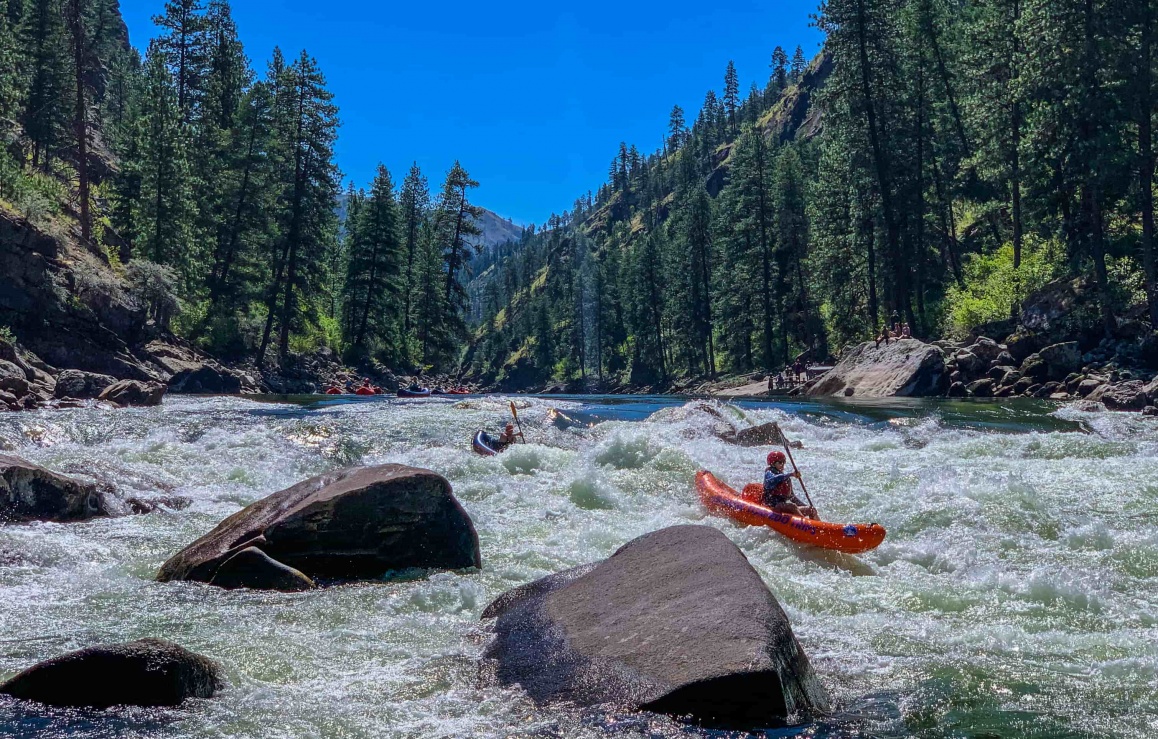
[481,525,828,727]
[807,339,947,398]
[0,454,105,523]
[0,638,222,708]
[157,464,481,589]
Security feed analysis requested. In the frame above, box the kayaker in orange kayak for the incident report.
[763,451,818,520]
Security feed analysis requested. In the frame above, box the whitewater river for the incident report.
[0,394,1155,738]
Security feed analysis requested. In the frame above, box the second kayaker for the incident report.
[763,451,817,519]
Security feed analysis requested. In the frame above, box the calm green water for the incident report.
[0,394,1154,738]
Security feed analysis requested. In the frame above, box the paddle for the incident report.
[509,401,527,443]
[774,422,819,520]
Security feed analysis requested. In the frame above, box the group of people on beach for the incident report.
[768,359,811,390]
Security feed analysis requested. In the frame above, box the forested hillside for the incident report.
[0,0,489,379]
[468,0,1158,391]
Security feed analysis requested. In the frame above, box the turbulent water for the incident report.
[0,394,1155,738]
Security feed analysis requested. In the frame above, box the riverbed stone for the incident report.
[988,365,1017,384]
[97,379,166,407]
[157,463,481,588]
[0,638,221,708]
[807,339,947,398]
[0,454,106,523]
[53,369,116,399]
[207,546,315,591]
[954,350,984,379]
[1087,380,1149,411]
[1005,330,1043,363]
[966,379,994,397]
[0,390,19,410]
[1143,405,1158,417]
[1077,378,1102,397]
[0,360,28,397]
[481,525,828,726]
[168,364,242,394]
[1038,342,1082,380]
[966,337,1004,364]
[1145,377,1158,405]
[947,381,967,397]
[1033,382,1062,398]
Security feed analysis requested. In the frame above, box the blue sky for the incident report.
[119,1,824,225]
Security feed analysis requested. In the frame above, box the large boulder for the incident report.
[0,360,29,397]
[0,638,221,708]
[807,339,947,398]
[481,525,829,727]
[157,464,480,588]
[952,350,985,380]
[0,454,106,523]
[1004,330,1044,364]
[1087,381,1149,411]
[965,337,1003,364]
[168,364,242,394]
[53,369,116,399]
[1037,342,1082,380]
[97,379,166,407]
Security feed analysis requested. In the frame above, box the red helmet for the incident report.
[766,451,786,466]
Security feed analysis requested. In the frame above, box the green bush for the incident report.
[944,238,1061,337]
[0,152,65,227]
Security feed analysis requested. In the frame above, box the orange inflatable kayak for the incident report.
[695,471,886,554]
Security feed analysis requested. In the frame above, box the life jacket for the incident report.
[763,470,793,503]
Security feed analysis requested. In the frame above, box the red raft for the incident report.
[695,471,886,554]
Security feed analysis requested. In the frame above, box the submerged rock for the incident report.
[807,339,947,398]
[157,464,481,589]
[208,547,315,591]
[0,638,221,708]
[719,422,801,448]
[481,525,828,727]
[0,454,105,523]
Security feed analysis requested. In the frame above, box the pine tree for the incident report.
[151,0,208,124]
[723,60,739,137]
[17,0,71,170]
[416,160,482,367]
[399,162,429,350]
[0,0,23,125]
[256,49,340,366]
[128,43,196,280]
[206,75,277,336]
[769,45,789,96]
[790,45,807,82]
[668,104,686,151]
[343,164,404,359]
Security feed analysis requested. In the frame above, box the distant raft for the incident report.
[397,387,432,398]
[471,430,507,457]
[695,470,886,554]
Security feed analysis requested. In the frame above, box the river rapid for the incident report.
[0,394,1155,738]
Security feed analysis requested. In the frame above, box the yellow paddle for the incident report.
[509,401,526,442]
